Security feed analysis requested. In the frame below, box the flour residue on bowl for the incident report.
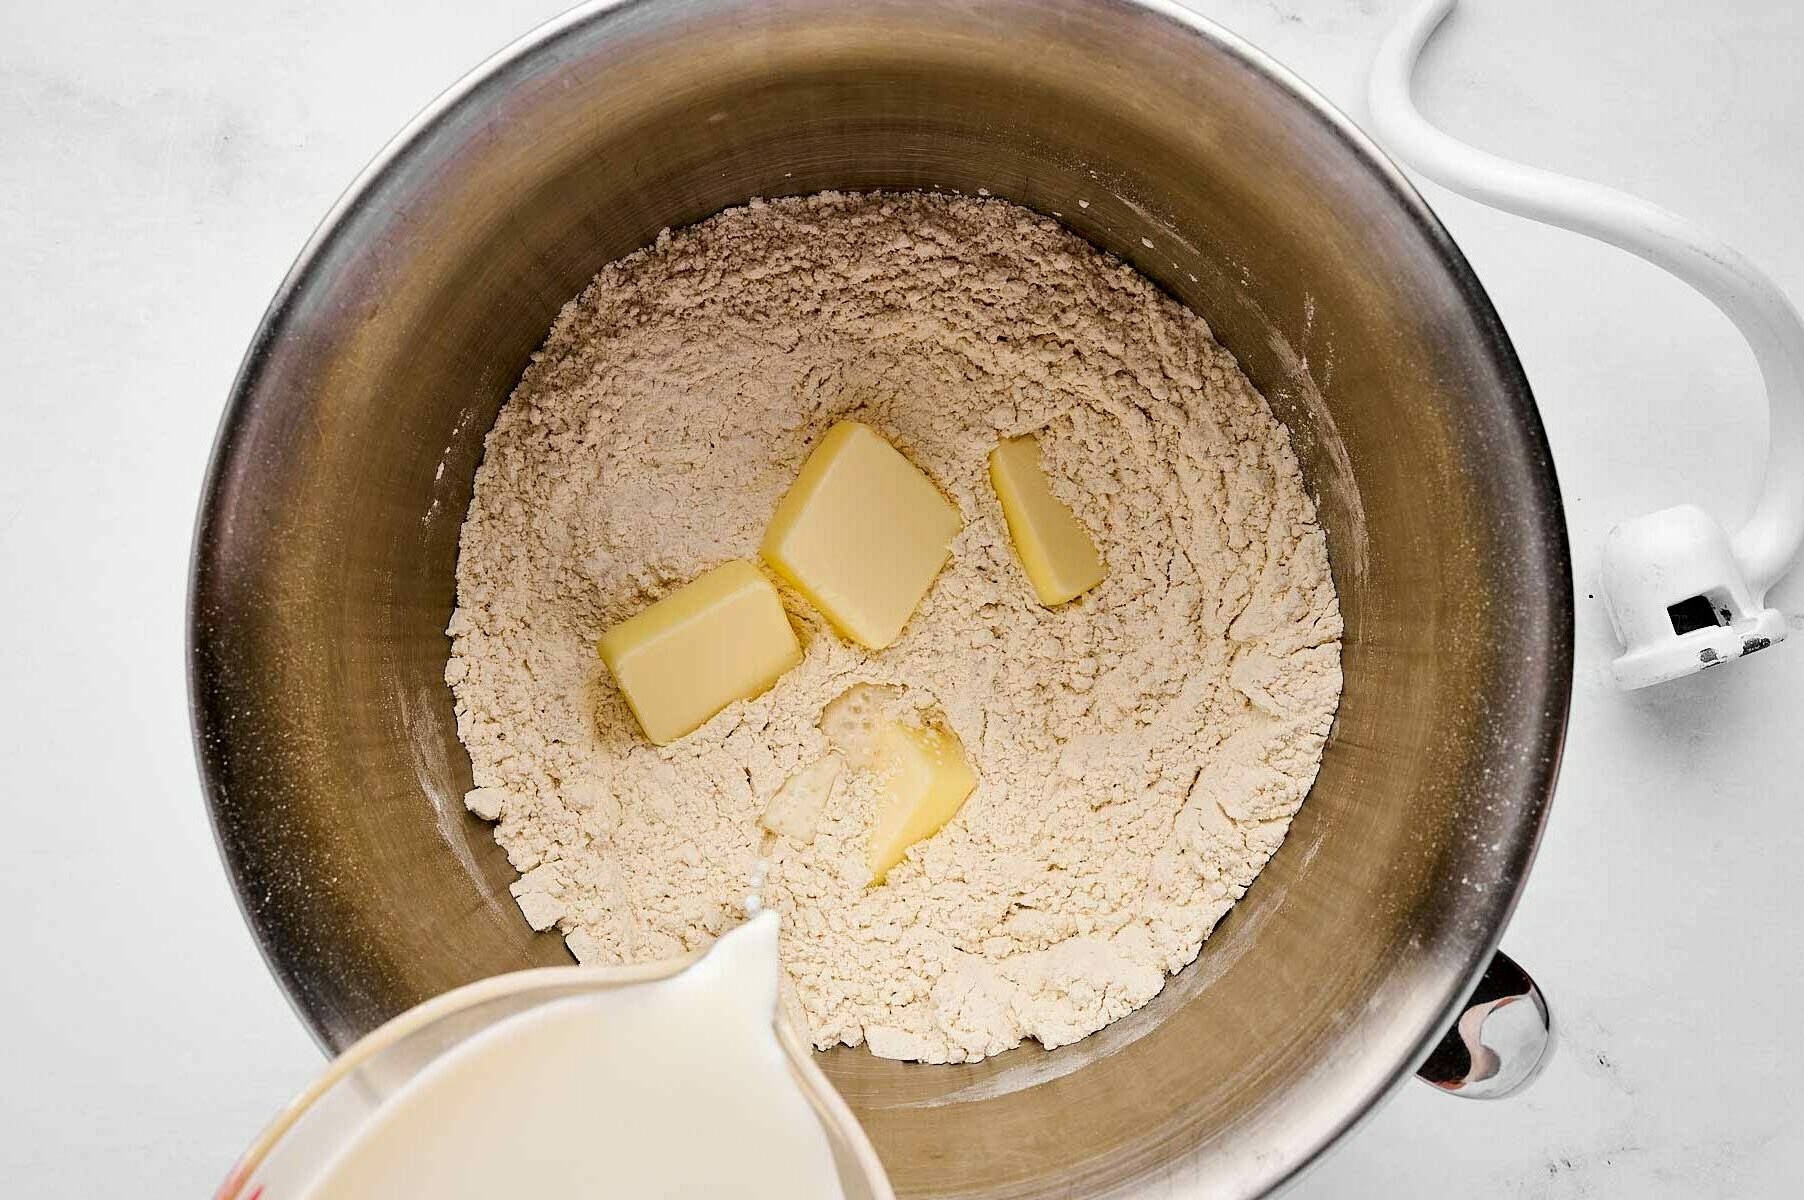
[445,192,1342,1063]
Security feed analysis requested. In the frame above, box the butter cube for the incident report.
[864,719,977,883]
[988,435,1105,605]
[817,684,978,881]
[762,421,962,649]
[597,560,801,745]
[759,753,843,844]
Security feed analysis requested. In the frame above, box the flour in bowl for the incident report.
[446,192,1341,1063]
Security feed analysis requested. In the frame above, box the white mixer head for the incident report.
[1370,0,1803,688]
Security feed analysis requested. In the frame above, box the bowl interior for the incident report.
[192,2,1569,1197]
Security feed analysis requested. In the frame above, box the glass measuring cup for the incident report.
[218,956,894,1200]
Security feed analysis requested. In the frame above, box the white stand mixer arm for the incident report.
[1369,0,1804,687]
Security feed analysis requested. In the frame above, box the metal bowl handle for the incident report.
[1416,949,1553,1099]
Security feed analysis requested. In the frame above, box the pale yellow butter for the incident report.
[988,434,1105,605]
[759,752,843,844]
[596,559,800,745]
[818,683,979,882]
[761,421,962,649]
[865,718,978,883]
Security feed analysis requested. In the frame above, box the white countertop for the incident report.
[4,0,1800,1194]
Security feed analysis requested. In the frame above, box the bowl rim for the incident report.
[189,0,1573,1194]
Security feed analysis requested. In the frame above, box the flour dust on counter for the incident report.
[446,191,1342,1064]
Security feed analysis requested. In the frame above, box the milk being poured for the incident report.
[302,911,846,1199]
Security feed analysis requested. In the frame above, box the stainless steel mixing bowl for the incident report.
[190,0,1571,1195]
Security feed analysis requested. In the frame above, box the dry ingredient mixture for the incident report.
[447,192,1342,1064]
